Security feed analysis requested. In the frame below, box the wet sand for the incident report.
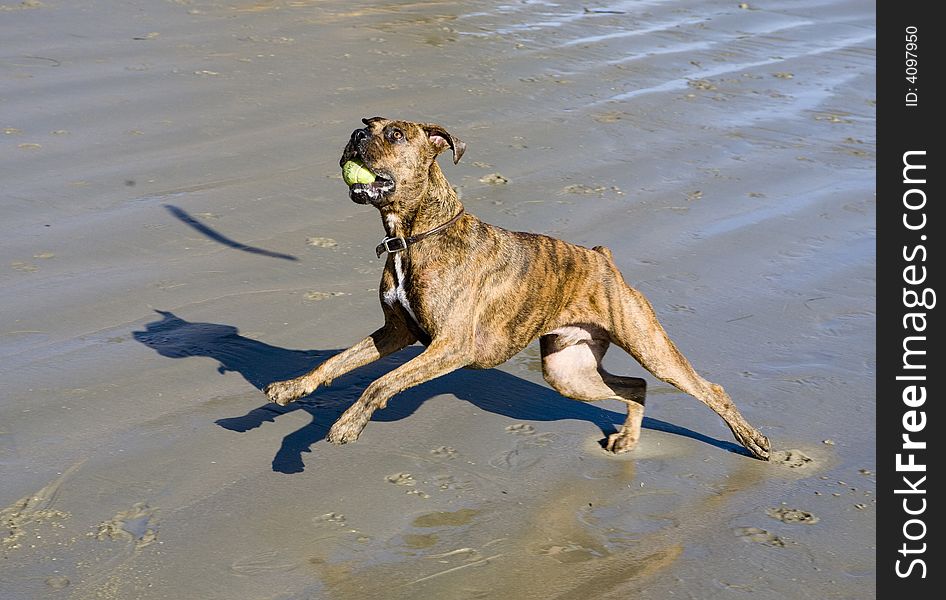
[1,0,875,598]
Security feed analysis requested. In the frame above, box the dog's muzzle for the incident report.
[348,173,395,206]
[342,127,396,206]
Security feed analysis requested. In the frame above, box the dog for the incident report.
[264,117,770,460]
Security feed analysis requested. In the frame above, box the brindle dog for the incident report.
[264,117,770,460]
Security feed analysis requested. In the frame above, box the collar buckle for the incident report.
[374,207,465,258]
[377,236,408,258]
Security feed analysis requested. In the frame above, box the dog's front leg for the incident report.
[326,339,470,445]
[264,320,415,405]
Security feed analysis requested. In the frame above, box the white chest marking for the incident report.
[383,254,420,324]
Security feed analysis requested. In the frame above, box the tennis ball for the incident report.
[342,160,376,186]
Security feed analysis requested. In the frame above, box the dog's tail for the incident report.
[592,245,614,261]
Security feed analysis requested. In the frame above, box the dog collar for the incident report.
[376,208,465,258]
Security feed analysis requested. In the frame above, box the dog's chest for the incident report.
[383,255,436,347]
[383,254,418,321]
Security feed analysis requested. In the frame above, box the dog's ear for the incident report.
[422,123,466,165]
[362,116,387,126]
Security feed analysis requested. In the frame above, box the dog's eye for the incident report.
[386,127,405,143]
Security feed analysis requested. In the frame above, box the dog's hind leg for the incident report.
[540,329,647,453]
[608,285,770,460]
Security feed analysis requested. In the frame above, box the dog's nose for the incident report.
[352,128,368,143]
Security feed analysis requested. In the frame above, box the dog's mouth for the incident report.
[340,128,395,206]
[342,157,395,206]
[348,170,395,206]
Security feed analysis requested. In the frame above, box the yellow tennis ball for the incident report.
[342,160,376,185]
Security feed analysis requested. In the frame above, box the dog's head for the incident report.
[340,117,465,208]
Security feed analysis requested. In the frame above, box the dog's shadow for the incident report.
[133,310,748,473]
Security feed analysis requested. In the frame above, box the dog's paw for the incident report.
[326,419,365,445]
[749,434,771,461]
[735,429,771,461]
[264,379,312,406]
[604,430,638,454]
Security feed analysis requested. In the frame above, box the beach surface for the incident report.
[1,0,875,598]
